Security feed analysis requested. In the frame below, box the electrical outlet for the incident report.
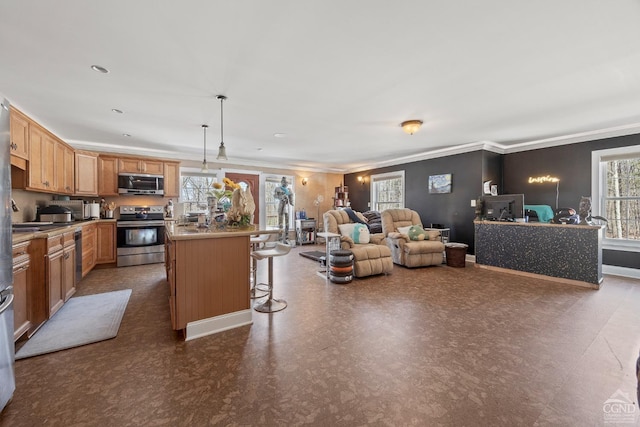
[367,202,370,207]
[470,199,476,207]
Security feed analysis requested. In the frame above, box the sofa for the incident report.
[381,208,445,268]
[323,209,393,278]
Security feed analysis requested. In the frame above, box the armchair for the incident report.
[323,209,393,278]
[381,208,445,268]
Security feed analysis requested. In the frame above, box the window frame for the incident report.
[179,167,220,214]
[591,145,640,253]
[370,170,405,212]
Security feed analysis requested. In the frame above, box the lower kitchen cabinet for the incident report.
[46,231,76,317]
[12,241,31,342]
[82,222,97,277]
[96,221,116,264]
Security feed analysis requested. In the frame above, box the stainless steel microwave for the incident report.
[118,173,164,195]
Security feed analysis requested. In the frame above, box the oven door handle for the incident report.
[117,220,165,228]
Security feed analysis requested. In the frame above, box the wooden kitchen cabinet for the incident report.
[96,221,116,264]
[75,150,99,196]
[28,124,56,192]
[98,155,119,196]
[118,157,164,175]
[46,231,76,317]
[12,241,31,342]
[82,222,97,277]
[163,161,180,198]
[54,141,75,194]
[9,108,29,160]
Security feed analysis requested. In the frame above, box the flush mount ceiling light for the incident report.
[201,124,209,173]
[216,95,228,161]
[91,65,109,73]
[400,120,423,135]
[112,108,123,114]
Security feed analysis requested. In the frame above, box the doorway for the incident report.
[225,172,260,224]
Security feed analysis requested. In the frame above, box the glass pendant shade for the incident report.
[201,124,208,172]
[216,142,227,160]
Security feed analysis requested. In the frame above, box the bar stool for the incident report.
[251,242,291,313]
[250,235,271,299]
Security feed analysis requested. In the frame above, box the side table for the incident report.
[316,232,341,279]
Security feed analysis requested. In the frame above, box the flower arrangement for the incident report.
[209,177,240,201]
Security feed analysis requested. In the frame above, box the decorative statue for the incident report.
[274,177,294,242]
[578,196,592,225]
[227,186,255,227]
[474,197,484,221]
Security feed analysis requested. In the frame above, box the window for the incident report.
[592,145,640,251]
[265,175,294,229]
[179,168,219,214]
[370,171,405,211]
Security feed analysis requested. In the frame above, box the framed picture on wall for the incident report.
[428,174,452,194]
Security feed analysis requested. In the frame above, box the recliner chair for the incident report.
[323,209,393,278]
[381,208,445,268]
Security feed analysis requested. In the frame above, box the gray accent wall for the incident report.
[346,132,640,270]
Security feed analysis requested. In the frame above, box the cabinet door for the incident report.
[82,223,97,277]
[28,125,47,191]
[96,222,116,264]
[47,250,64,318]
[75,151,98,196]
[63,246,76,301]
[141,160,163,174]
[98,156,119,196]
[62,145,75,194]
[163,162,180,198]
[118,158,142,173]
[9,108,29,160]
[12,260,30,341]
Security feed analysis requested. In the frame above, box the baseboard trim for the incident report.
[185,309,253,341]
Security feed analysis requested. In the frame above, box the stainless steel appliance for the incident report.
[116,206,165,267]
[74,228,82,284]
[0,95,16,412]
[37,205,73,223]
[118,173,164,196]
[45,200,87,220]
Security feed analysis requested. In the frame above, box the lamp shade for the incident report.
[216,142,227,161]
[401,120,423,135]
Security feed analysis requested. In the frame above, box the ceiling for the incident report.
[2,1,640,173]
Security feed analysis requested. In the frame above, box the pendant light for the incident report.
[201,124,209,172]
[216,95,228,160]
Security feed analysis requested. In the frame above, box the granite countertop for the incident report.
[473,220,605,229]
[11,219,117,244]
[167,224,279,241]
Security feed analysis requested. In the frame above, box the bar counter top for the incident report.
[166,223,279,241]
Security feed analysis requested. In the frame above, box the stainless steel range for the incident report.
[116,205,165,267]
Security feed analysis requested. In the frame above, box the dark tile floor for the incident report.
[2,244,640,426]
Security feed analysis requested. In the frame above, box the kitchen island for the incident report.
[165,223,279,340]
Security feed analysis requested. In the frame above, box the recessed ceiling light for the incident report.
[256,148,263,151]
[122,133,131,137]
[91,65,109,73]
[112,109,123,114]
[274,133,286,138]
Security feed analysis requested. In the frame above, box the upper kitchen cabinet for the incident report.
[118,157,164,175]
[75,150,98,196]
[9,108,29,161]
[54,142,75,194]
[28,123,56,192]
[164,161,180,198]
[98,155,119,196]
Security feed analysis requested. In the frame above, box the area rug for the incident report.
[16,289,132,360]
[299,251,325,262]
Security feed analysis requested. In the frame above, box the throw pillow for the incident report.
[352,223,370,244]
[397,225,412,236]
[408,225,426,241]
[338,223,356,238]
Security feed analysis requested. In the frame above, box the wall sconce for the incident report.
[528,175,560,209]
[357,176,367,185]
[400,120,423,135]
[301,177,308,186]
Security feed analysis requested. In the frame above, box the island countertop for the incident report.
[166,223,280,241]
